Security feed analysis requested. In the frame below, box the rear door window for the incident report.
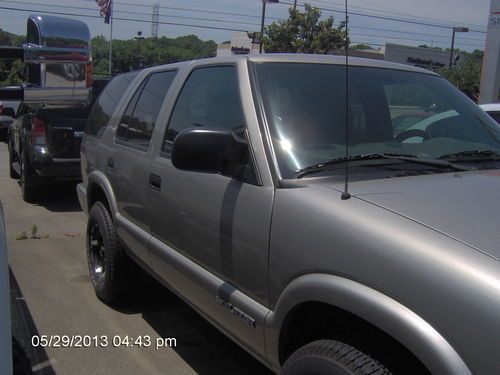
[86,71,138,137]
[116,70,177,149]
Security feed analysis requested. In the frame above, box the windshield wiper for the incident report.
[438,150,500,161]
[296,152,474,178]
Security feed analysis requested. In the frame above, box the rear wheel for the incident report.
[283,340,392,375]
[8,138,19,179]
[19,151,39,202]
[87,201,138,304]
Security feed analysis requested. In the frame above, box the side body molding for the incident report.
[264,274,471,375]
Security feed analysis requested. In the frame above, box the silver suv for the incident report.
[78,54,500,375]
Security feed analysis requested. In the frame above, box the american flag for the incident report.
[95,0,112,24]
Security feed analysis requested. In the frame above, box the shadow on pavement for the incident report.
[10,268,56,375]
[114,276,273,375]
[34,181,82,213]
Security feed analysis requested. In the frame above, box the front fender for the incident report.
[264,273,471,375]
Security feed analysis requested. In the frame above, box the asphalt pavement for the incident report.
[0,143,272,375]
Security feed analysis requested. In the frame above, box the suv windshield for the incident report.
[254,62,500,179]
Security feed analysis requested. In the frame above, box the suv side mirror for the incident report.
[2,107,16,119]
[171,128,248,174]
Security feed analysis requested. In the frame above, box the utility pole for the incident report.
[260,2,266,53]
[135,31,145,69]
[151,3,159,39]
[294,0,297,10]
[260,0,279,54]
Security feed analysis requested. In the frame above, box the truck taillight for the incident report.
[0,104,3,115]
[86,63,93,88]
[31,117,46,145]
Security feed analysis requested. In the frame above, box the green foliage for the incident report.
[31,224,39,239]
[0,28,24,85]
[263,3,348,54]
[16,231,28,241]
[0,30,216,82]
[418,45,443,50]
[439,54,482,98]
[352,44,373,50]
[92,34,217,74]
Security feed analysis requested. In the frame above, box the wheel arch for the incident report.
[264,273,471,375]
[86,171,118,219]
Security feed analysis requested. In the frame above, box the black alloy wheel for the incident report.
[86,201,139,303]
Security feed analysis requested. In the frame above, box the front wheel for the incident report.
[87,201,138,304]
[283,340,392,375]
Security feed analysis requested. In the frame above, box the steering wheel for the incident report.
[394,129,431,143]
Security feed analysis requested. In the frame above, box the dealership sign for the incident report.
[480,0,500,103]
[490,12,500,27]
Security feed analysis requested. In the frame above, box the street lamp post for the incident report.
[135,31,145,69]
[260,0,279,54]
[449,26,469,68]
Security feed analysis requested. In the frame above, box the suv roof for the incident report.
[141,54,438,76]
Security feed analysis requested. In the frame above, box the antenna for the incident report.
[341,0,351,200]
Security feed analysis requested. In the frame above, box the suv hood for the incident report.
[332,170,500,261]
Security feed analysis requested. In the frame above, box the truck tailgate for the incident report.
[41,109,88,159]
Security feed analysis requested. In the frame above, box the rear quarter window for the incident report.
[86,71,139,137]
[489,111,500,125]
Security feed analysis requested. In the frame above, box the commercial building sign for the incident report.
[480,0,500,103]
[406,57,446,69]
[385,43,463,71]
[490,12,500,27]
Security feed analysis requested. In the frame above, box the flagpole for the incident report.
[108,4,113,75]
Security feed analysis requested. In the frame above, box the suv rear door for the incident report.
[147,64,273,355]
[106,69,177,266]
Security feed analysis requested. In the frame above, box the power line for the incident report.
[0,0,472,44]
[107,0,488,34]
[0,2,485,49]
[310,0,488,30]
[0,0,263,27]
[0,6,249,33]
[280,0,487,34]
[113,1,281,21]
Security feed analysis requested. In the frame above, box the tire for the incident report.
[8,138,19,179]
[19,151,39,202]
[12,337,33,375]
[282,340,392,375]
[86,201,138,304]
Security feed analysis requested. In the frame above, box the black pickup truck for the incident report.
[0,14,104,201]
[7,79,109,201]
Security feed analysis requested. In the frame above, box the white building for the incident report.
[384,43,465,71]
[216,32,260,57]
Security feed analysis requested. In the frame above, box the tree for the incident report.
[418,45,443,50]
[263,4,348,54]
[352,44,373,50]
[439,54,482,99]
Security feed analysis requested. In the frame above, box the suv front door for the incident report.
[148,65,273,355]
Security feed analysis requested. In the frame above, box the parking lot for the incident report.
[1,143,272,375]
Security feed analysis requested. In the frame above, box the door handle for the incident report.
[107,157,114,170]
[149,173,161,191]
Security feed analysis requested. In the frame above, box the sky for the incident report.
[0,0,493,52]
